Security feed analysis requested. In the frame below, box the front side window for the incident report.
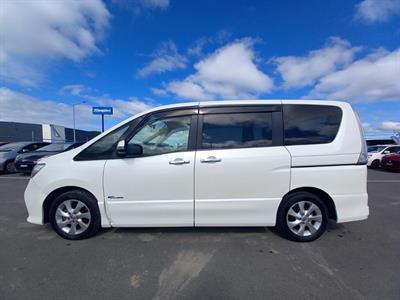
[283,104,342,145]
[387,146,400,153]
[74,123,132,160]
[201,112,273,150]
[128,115,192,156]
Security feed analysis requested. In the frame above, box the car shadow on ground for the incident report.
[92,219,346,240]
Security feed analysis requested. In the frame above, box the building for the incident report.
[0,121,99,143]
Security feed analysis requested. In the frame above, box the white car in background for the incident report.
[367,145,400,168]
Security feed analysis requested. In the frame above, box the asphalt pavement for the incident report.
[0,169,399,300]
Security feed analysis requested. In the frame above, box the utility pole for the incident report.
[72,101,86,143]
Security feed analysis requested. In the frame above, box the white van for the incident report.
[24,100,369,242]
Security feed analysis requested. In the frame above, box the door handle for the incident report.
[169,158,190,165]
[200,156,222,163]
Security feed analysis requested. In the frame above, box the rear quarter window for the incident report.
[283,104,342,145]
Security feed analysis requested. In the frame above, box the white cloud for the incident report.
[112,0,169,13]
[160,39,274,100]
[378,121,400,131]
[0,87,155,130]
[60,84,87,96]
[150,87,169,97]
[137,41,187,78]
[0,0,111,86]
[85,95,155,119]
[187,30,232,57]
[309,48,400,101]
[355,0,400,23]
[141,0,170,9]
[0,87,94,129]
[273,37,362,88]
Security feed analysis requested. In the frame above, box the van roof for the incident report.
[149,99,349,112]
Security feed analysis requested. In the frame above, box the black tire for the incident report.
[276,192,328,242]
[4,160,16,173]
[49,190,101,240]
[370,160,380,169]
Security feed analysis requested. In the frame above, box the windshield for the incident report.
[367,146,387,153]
[0,142,28,152]
[36,143,73,152]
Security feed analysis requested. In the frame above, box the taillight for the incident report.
[351,105,368,165]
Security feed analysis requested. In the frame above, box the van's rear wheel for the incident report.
[49,190,100,240]
[277,192,328,242]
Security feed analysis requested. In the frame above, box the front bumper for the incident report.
[24,179,46,225]
[15,161,35,173]
[381,160,400,171]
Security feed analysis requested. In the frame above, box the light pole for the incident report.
[72,101,86,143]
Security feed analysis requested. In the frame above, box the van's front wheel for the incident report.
[49,190,100,240]
[277,192,328,242]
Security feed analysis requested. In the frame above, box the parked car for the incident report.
[0,142,50,173]
[381,152,400,172]
[367,145,400,168]
[24,100,369,242]
[15,142,84,174]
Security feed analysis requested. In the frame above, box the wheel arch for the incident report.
[280,187,337,221]
[42,186,98,223]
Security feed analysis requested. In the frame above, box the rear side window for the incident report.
[283,105,342,145]
[201,112,273,149]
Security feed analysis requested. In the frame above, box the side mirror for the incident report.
[383,150,390,154]
[116,140,143,157]
[116,140,127,157]
[126,143,143,156]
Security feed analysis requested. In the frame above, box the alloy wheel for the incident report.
[55,199,91,235]
[286,201,323,237]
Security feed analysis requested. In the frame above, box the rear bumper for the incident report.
[334,193,369,223]
[24,179,46,225]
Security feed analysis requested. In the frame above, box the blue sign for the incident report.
[92,106,113,115]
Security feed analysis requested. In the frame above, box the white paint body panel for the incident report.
[103,152,195,226]
[24,99,369,230]
[290,165,368,222]
[195,147,291,226]
[24,150,111,227]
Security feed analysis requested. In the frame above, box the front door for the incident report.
[194,106,291,226]
[104,112,197,226]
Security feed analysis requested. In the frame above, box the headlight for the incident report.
[31,163,46,178]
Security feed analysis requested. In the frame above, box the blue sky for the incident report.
[0,0,399,138]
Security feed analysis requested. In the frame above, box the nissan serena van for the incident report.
[24,100,369,242]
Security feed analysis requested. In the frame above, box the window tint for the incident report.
[387,146,400,153]
[128,115,191,156]
[283,105,342,145]
[368,146,386,153]
[75,123,131,160]
[201,112,272,150]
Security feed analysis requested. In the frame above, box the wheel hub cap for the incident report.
[55,199,91,235]
[286,201,322,237]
